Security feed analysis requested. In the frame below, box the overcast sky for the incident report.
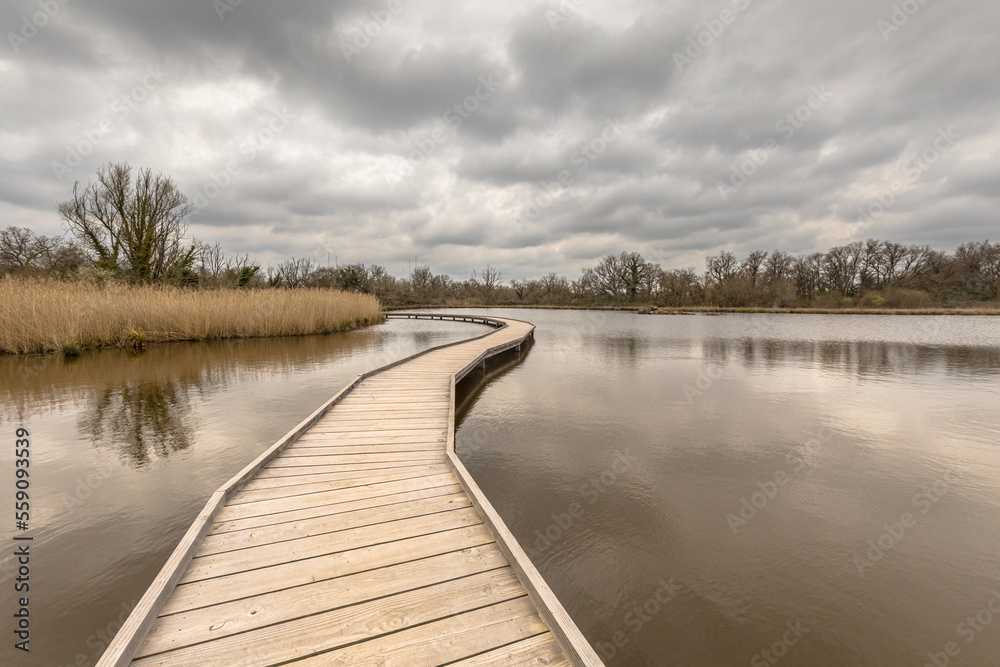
[1,0,997,279]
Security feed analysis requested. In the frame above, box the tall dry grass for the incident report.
[0,277,383,355]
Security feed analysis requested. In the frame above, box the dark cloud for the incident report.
[1,0,997,279]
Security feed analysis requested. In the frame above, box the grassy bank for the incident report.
[0,278,383,355]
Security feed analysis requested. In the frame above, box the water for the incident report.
[2,310,998,666]
[453,309,1000,666]
[0,319,486,667]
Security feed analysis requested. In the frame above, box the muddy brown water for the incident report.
[2,310,998,666]
[0,319,485,667]
[454,309,1000,666]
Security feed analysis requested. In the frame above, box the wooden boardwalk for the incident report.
[98,314,603,667]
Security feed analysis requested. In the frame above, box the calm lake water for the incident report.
[2,310,998,666]
[0,319,485,667]
[453,309,1000,666]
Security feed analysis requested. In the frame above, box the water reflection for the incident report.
[0,320,489,667]
[702,338,1000,378]
[588,331,1000,379]
[455,339,534,417]
[456,309,1000,667]
[0,332,437,466]
[81,380,195,465]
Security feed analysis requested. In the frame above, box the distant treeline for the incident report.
[4,225,998,310]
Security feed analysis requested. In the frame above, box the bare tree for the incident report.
[823,242,864,296]
[619,251,652,301]
[471,265,503,303]
[792,253,825,301]
[195,240,227,279]
[659,268,703,306]
[583,253,626,300]
[0,226,46,268]
[410,265,432,292]
[741,250,769,289]
[274,257,314,288]
[858,239,883,289]
[955,241,1000,300]
[764,250,792,286]
[1,226,88,276]
[706,250,739,284]
[58,162,193,282]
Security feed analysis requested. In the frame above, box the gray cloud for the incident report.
[1,0,997,279]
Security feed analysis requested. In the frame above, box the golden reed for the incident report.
[0,277,383,355]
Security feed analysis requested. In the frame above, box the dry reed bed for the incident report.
[0,278,383,355]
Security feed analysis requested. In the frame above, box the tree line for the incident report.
[7,219,998,309]
[3,162,998,309]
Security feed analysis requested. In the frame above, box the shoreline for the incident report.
[0,316,386,358]
[6,299,997,358]
[385,304,1000,316]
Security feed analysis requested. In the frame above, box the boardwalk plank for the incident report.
[220,472,460,520]
[160,525,494,614]
[252,460,440,479]
[449,633,571,666]
[181,507,483,582]
[287,597,548,666]
[132,569,525,666]
[114,316,591,667]
[239,463,446,490]
[199,492,472,556]
[210,483,466,534]
[137,546,510,657]
[230,465,449,504]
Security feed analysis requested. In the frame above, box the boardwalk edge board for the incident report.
[444,372,605,667]
[96,312,603,667]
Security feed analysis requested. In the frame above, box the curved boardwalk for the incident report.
[99,314,603,667]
